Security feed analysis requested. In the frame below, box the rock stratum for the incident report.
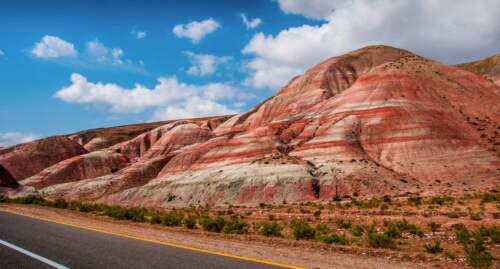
[1,46,499,207]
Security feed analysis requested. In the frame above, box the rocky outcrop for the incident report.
[456,54,500,86]
[0,136,87,181]
[4,45,500,207]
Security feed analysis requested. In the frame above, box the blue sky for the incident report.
[1,0,498,146]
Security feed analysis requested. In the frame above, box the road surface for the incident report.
[0,211,295,269]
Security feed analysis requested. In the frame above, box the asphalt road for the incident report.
[0,211,292,269]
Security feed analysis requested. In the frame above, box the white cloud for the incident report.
[86,40,125,65]
[0,49,4,56]
[243,0,500,89]
[183,51,231,76]
[240,14,262,29]
[0,132,39,147]
[132,30,146,39]
[55,73,247,120]
[31,35,78,58]
[277,0,340,20]
[173,18,220,43]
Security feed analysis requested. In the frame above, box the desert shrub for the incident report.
[53,199,68,209]
[319,234,349,245]
[222,219,248,234]
[481,193,500,203]
[430,196,453,206]
[260,221,282,237]
[199,216,225,233]
[0,195,6,203]
[424,241,443,254]
[105,206,126,219]
[477,226,499,244]
[428,222,441,232]
[68,201,84,211]
[150,213,162,224]
[350,225,365,237]
[453,223,471,244]
[14,195,45,205]
[384,224,402,239]
[290,220,316,240]
[368,232,395,248]
[315,224,330,236]
[161,211,183,226]
[335,218,352,229]
[184,215,197,229]
[408,196,422,206]
[382,195,392,203]
[464,234,492,268]
[78,203,97,213]
[124,208,145,222]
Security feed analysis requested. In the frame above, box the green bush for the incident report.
[53,199,68,209]
[335,218,352,229]
[290,220,316,240]
[478,226,499,244]
[222,219,248,234]
[161,211,183,226]
[150,213,162,224]
[350,225,365,237]
[464,234,492,269]
[430,196,453,206]
[481,193,500,203]
[0,195,7,203]
[453,223,471,244]
[424,241,443,254]
[184,215,197,229]
[319,234,349,245]
[260,221,282,237]
[368,232,395,248]
[199,216,225,233]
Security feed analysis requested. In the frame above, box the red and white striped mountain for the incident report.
[1,46,499,206]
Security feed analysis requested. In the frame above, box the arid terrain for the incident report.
[1,190,498,269]
[0,45,499,268]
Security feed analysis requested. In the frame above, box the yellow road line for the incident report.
[0,208,304,269]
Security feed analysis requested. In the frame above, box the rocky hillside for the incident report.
[1,45,499,207]
[456,54,500,86]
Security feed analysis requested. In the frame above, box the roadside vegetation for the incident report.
[1,190,498,268]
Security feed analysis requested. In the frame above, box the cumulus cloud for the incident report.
[86,40,124,64]
[240,13,262,29]
[0,132,39,147]
[31,35,78,58]
[183,51,231,76]
[0,49,4,56]
[55,73,248,120]
[173,18,219,43]
[243,0,500,89]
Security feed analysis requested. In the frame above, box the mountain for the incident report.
[1,45,499,206]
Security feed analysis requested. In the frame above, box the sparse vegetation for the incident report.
[368,232,395,248]
[335,218,352,229]
[319,234,349,245]
[260,221,282,237]
[290,220,316,240]
[424,241,443,254]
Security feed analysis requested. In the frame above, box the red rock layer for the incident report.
[0,136,87,181]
